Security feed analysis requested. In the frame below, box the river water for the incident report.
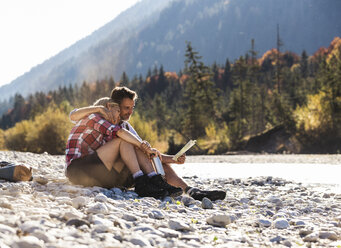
[173,162,341,193]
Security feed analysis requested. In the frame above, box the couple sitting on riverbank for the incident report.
[65,86,226,200]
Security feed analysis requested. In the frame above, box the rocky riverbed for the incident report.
[0,151,340,247]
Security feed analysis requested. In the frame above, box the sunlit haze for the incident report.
[0,0,140,87]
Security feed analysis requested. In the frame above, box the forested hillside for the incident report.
[0,0,340,105]
[1,37,340,155]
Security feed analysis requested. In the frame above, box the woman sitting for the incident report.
[65,97,181,198]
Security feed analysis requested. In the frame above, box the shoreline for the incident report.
[0,151,340,247]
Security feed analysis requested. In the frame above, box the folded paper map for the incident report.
[173,140,196,160]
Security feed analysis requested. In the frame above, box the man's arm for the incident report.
[69,106,112,122]
[161,154,186,164]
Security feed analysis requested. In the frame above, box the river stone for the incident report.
[11,236,44,248]
[202,197,213,209]
[19,221,44,233]
[63,209,84,220]
[0,224,16,234]
[93,224,110,233]
[168,220,191,231]
[86,202,109,214]
[273,218,289,229]
[66,218,90,228]
[163,196,173,204]
[128,234,152,247]
[33,176,48,185]
[182,196,196,206]
[258,219,272,228]
[122,213,138,222]
[148,210,165,219]
[71,196,88,209]
[303,232,319,242]
[94,193,108,202]
[319,231,338,241]
[158,227,181,238]
[206,214,231,227]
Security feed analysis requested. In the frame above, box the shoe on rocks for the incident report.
[134,175,167,199]
[149,174,183,197]
[186,187,226,201]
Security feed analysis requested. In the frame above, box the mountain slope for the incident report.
[0,0,340,101]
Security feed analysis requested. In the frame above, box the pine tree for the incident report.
[182,42,219,139]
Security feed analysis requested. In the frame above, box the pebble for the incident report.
[0,151,340,248]
[201,197,213,209]
[168,219,191,231]
[206,214,231,227]
[273,218,290,229]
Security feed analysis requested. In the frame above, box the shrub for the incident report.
[25,107,73,154]
[4,120,31,152]
[4,107,72,154]
[129,111,158,145]
[0,129,6,150]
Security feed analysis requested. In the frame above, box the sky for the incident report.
[0,0,140,87]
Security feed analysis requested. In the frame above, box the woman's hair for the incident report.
[93,97,115,107]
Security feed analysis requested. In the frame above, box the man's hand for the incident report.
[175,154,186,164]
[149,148,162,161]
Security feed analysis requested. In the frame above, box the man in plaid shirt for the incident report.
[66,98,183,198]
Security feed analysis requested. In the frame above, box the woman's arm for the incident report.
[116,128,160,158]
[70,106,112,122]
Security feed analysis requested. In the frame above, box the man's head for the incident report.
[110,87,138,121]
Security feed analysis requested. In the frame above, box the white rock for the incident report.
[206,214,231,227]
[33,176,48,185]
[30,231,54,243]
[0,224,16,234]
[11,236,44,248]
[148,210,165,219]
[303,232,319,242]
[158,227,181,238]
[63,209,84,220]
[168,220,191,231]
[128,234,151,247]
[71,196,88,209]
[95,193,108,202]
[122,213,138,222]
[93,224,110,233]
[19,221,44,234]
[86,202,109,214]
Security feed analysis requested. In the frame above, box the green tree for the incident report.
[181,42,219,139]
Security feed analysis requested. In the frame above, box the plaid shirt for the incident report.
[65,113,121,167]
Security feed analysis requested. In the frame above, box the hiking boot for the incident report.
[134,175,167,199]
[186,187,226,201]
[149,174,183,197]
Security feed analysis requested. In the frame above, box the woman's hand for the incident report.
[140,142,162,161]
[97,106,114,122]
